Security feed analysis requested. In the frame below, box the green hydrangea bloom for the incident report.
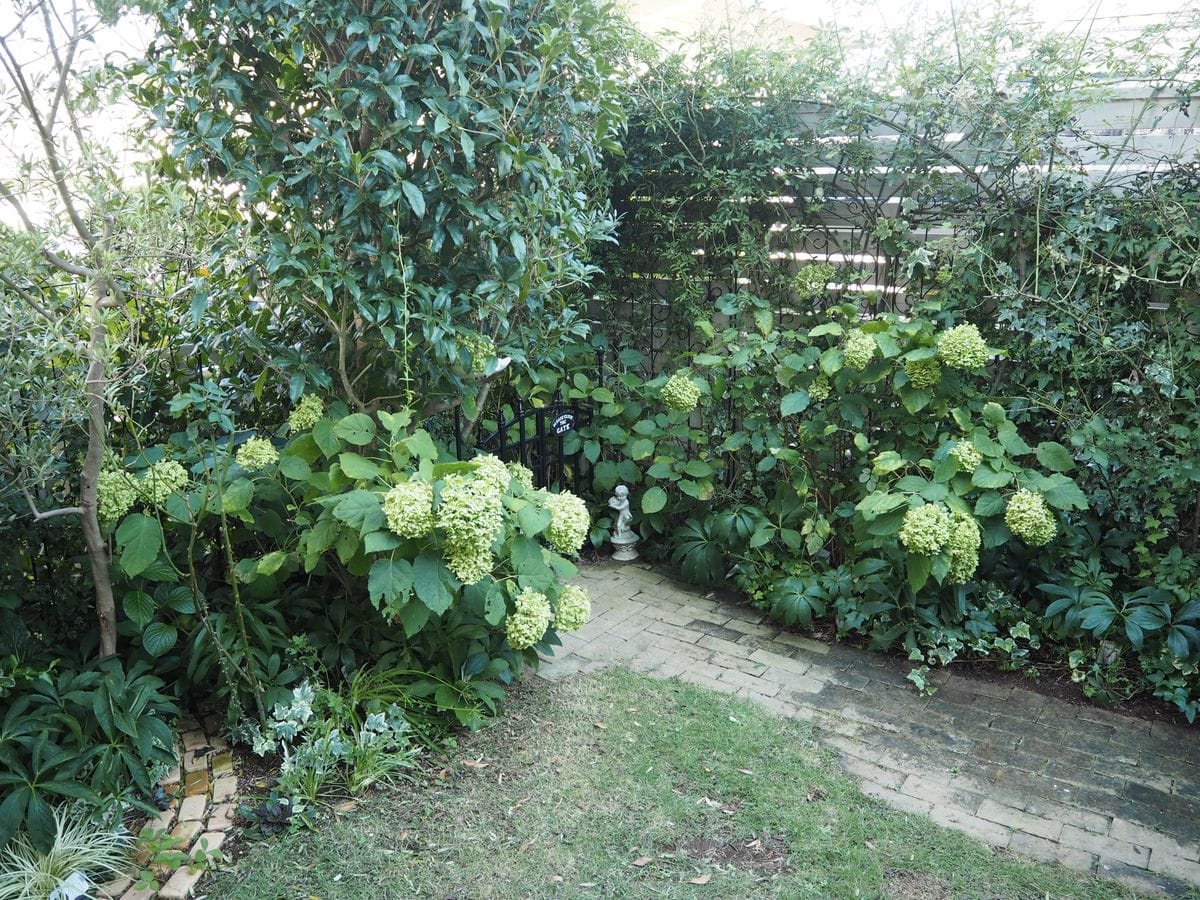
[507,462,534,492]
[133,459,190,507]
[534,489,589,555]
[936,324,989,370]
[793,263,836,300]
[555,584,591,632]
[98,468,139,524]
[949,442,982,473]
[383,479,435,538]
[904,357,942,389]
[808,374,831,403]
[473,453,512,494]
[946,512,982,585]
[662,371,702,412]
[1005,489,1057,546]
[460,332,496,375]
[236,437,279,472]
[843,330,877,371]
[898,503,952,555]
[288,394,324,433]
[437,472,504,584]
[506,587,552,650]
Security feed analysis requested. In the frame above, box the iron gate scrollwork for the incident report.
[453,390,593,492]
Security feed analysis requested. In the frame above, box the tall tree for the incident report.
[140,0,627,432]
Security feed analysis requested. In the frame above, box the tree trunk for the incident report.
[81,275,117,659]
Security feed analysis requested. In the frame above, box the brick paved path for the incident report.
[539,562,1200,896]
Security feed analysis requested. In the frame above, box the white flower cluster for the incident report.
[843,330,877,371]
[97,468,140,524]
[537,489,590,555]
[946,512,982,584]
[506,587,552,650]
[554,584,591,631]
[288,394,324,433]
[1005,489,1057,546]
[793,263,836,300]
[808,374,831,403]
[937,324,989,370]
[662,371,701,412]
[905,357,942,389]
[898,503,952,555]
[236,437,279,472]
[383,479,435,538]
[949,441,982,473]
[507,462,534,492]
[436,458,506,584]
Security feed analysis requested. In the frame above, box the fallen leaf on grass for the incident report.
[805,787,827,802]
[697,796,721,808]
[737,768,754,775]
[689,873,712,885]
[463,759,490,770]
[551,876,563,883]
[594,722,607,730]
[631,856,653,867]
[746,838,762,849]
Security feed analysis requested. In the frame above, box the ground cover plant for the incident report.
[200,669,1143,899]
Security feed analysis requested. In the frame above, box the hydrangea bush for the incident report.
[573,294,1088,689]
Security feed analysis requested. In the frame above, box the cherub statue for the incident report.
[608,484,634,542]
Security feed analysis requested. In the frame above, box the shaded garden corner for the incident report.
[541,563,1200,897]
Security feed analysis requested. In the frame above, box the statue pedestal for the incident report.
[611,533,639,562]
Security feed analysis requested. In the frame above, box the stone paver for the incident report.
[540,561,1200,897]
[103,714,239,900]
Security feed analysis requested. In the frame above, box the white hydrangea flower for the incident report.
[898,503,952,555]
[536,489,590,555]
[288,394,324,433]
[555,584,591,631]
[1005,489,1057,546]
[506,587,552,650]
[937,324,989,370]
[662,371,701,412]
[236,437,279,472]
[383,479,435,538]
[843,330,877,371]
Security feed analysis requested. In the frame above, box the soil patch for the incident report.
[882,868,953,900]
[672,833,791,877]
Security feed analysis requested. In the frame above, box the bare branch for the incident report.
[0,271,59,322]
[21,483,83,522]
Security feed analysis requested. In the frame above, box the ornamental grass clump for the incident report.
[949,441,982,473]
[506,587,552,650]
[904,356,942,389]
[554,584,591,631]
[288,394,324,433]
[936,324,989,370]
[537,489,590,555]
[662,371,701,412]
[236,437,279,472]
[843,330,877,371]
[946,512,982,584]
[383,479,435,538]
[898,503,952,555]
[1005,489,1057,546]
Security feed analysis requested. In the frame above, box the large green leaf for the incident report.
[1035,441,1075,473]
[339,452,380,480]
[641,486,668,514]
[333,489,385,534]
[413,552,452,614]
[368,558,414,609]
[143,622,178,657]
[115,514,163,578]
[122,591,154,628]
[333,413,377,446]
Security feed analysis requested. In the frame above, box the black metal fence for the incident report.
[453,390,592,492]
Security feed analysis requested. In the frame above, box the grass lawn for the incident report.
[203,669,1143,899]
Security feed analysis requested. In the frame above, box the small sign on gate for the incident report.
[551,412,576,435]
